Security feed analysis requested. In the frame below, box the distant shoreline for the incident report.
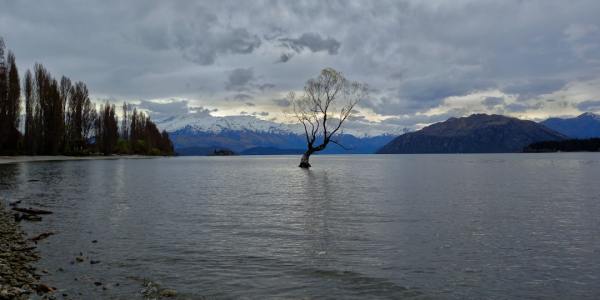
[0,155,157,165]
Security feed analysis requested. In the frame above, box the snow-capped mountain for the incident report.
[155,113,299,135]
[153,113,403,155]
[154,112,405,137]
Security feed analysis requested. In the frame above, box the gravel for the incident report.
[0,202,49,299]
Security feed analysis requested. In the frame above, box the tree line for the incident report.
[0,37,173,156]
[524,138,600,153]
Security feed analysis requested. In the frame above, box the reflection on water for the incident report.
[1,154,600,299]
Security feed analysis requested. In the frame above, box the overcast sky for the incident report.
[2,0,600,130]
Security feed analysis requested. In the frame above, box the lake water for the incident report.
[1,154,600,299]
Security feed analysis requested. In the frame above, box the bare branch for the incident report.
[287,68,368,167]
[330,139,353,150]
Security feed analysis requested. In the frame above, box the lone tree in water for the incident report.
[289,68,367,168]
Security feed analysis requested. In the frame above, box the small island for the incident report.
[209,148,236,156]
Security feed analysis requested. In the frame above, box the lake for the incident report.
[1,154,600,299]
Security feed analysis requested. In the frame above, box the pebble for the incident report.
[35,283,55,293]
[0,202,44,299]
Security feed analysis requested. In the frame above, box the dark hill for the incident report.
[377,114,566,154]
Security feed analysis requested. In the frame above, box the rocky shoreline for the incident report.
[0,202,53,299]
[1,200,180,299]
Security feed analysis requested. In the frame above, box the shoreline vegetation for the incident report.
[0,37,174,158]
[523,138,600,153]
[0,155,156,165]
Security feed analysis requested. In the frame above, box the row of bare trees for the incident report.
[0,38,21,154]
[0,37,174,156]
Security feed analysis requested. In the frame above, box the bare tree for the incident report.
[289,68,367,168]
[121,101,130,140]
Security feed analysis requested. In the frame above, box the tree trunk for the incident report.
[299,150,312,168]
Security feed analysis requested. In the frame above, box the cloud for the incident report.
[564,23,600,62]
[347,115,367,122]
[272,98,291,107]
[363,73,494,115]
[577,100,600,112]
[134,5,261,66]
[482,97,505,109]
[258,83,275,91]
[279,33,341,55]
[504,102,543,112]
[177,28,261,65]
[502,79,567,100]
[231,93,253,101]
[3,1,600,131]
[137,100,190,117]
[505,103,529,112]
[382,110,467,128]
[276,53,294,63]
[226,68,254,91]
[189,106,217,117]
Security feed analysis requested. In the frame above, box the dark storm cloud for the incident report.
[226,68,254,91]
[175,28,261,65]
[133,5,261,65]
[482,97,505,109]
[277,53,294,63]
[279,33,341,55]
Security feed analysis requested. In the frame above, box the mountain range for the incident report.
[155,112,600,155]
[154,114,399,155]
